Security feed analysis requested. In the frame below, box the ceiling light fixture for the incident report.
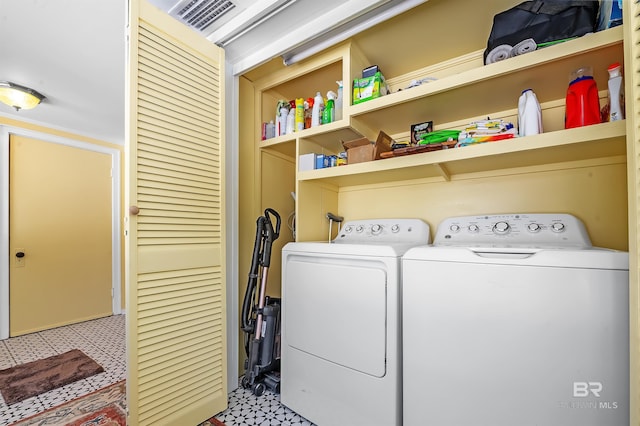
[0,81,46,111]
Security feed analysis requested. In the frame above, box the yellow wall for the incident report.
[1,116,126,310]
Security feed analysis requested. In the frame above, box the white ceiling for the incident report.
[0,0,425,145]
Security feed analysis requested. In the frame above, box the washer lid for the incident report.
[403,245,629,270]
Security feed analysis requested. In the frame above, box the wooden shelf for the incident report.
[297,121,627,186]
[349,27,623,136]
[260,119,362,157]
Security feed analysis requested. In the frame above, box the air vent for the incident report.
[171,0,236,32]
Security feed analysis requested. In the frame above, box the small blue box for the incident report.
[315,154,326,169]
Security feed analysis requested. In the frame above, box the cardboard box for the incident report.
[411,121,433,145]
[299,153,316,171]
[342,131,394,164]
[352,72,389,105]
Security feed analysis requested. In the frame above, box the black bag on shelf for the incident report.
[484,0,599,65]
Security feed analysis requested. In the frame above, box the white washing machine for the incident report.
[281,218,430,426]
[402,213,629,426]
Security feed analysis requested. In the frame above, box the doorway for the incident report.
[0,126,122,339]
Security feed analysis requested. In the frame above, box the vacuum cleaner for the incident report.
[241,208,282,396]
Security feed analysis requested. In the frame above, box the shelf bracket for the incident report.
[433,163,451,181]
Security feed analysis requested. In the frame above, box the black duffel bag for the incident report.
[484,1,599,65]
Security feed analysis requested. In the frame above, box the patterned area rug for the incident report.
[0,349,104,405]
[12,380,227,426]
[13,380,126,426]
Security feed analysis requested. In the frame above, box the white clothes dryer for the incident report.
[402,213,629,426]
[281,218,430,426]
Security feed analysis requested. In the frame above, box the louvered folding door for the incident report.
[126,1,227,425]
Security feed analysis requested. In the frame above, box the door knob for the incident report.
[15,252,25,258]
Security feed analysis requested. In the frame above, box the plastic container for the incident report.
[518,89,542,137]
[335,81,343,121]
[266,120,275,139]
[295,98,305,131]
[565,67,601,129]
[286,108,295,134]
[277,107,288,137]
[311,92,323,127]
[304,98,313,129]
[607,62,624,121]
[322,91,336,124]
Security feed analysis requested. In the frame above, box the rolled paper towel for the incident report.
[485,44,513,65]
[511,38,537,57]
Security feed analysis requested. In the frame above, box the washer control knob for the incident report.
[551,222,566,233]
[527,223,541,233]
[356,225,364,233]
[493,221,510,234]
[391,224,400,233]
[449,224,460,233]
[371,224,383,235]
[344,226,353,233]
[468,224,479,233]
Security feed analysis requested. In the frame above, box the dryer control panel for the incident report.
[335,218,431,245]
[434,213,592,249]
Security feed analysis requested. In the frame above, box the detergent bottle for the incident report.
[565,67,601,129]
[518,89,542,137]
[607,62,624,122]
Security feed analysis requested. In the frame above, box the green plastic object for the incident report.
[418,129,461,145]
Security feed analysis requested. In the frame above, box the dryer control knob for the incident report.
[449,224,460,233]
[493,221,510,234]
[356,225,364,233]
[551,222,565,233]
[371,224,382,235]
[527,223,541,233]
[344,226,353,233]
[468,224,479,233]
[391,224,400,233]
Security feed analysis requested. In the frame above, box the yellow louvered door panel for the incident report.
[624,1,640,425]
[126,1,227,425]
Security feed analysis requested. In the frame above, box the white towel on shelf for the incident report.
[511,38,537,57]
[485,44,512,65]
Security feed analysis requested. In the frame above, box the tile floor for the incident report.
[0,315,314,426]
[0,315,126,425]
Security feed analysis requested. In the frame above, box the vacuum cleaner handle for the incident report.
[241,216,266,333]
[261,208,281,268]
[264,208,281,240]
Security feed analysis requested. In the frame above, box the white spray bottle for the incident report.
[335,81,343,121]
[311,92,324,127]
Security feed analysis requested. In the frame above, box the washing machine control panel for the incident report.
[434,213,592,248]
[336,218,431,244]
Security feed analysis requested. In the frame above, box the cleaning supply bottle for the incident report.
[286,108,295,135]
[607,62,624,121]
[335,81,343,121]
[565,67,601,129]
[312,92,323,127]
[277,106,288,137]
[266,120,275,139]
[518,89,542,137]
[322,91,336,124]
[295,98,305,131]
[304,98,313,129]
